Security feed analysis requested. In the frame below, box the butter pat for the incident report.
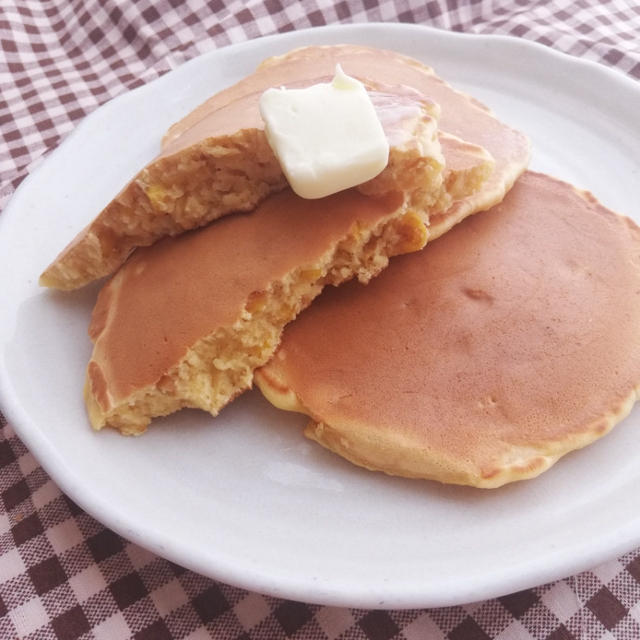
[259,65,389,199]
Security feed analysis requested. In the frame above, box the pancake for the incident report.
[39,81,443,290]
[255,172,640,488]
[166,44,530,239]
[86,187,426,435]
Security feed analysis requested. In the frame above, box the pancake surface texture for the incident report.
[255,172,640,488]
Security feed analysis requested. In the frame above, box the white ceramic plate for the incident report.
[1,23,640,609]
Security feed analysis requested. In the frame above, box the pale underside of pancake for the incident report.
[39,79,444,290]
[85,131,494,436]
[166,44,530,241]
[255,172,640,489]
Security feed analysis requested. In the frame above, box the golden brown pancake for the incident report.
[255,172,640,488]
[39,81,443,290]
[166,44,530,239]
[86,187,429,435]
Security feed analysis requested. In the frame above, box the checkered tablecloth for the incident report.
[2,1,640,638]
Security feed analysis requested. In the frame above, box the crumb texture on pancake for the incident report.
[255,171,640,488]
[433,132,494,215]
[86,189,428,435]
[40,129,285,290]
[40,81,443,290]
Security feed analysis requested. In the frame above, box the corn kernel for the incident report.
[391,211,428,256]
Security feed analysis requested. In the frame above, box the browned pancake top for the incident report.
[164,45,528,181]
[162,80,438,158]
[261,172,640,479]
[89,188,403,402]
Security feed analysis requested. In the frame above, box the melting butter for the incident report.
[259,64,389,199]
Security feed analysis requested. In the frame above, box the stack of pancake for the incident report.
[41,46,640,488]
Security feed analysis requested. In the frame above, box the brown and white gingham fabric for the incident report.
[1,1,640,638]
